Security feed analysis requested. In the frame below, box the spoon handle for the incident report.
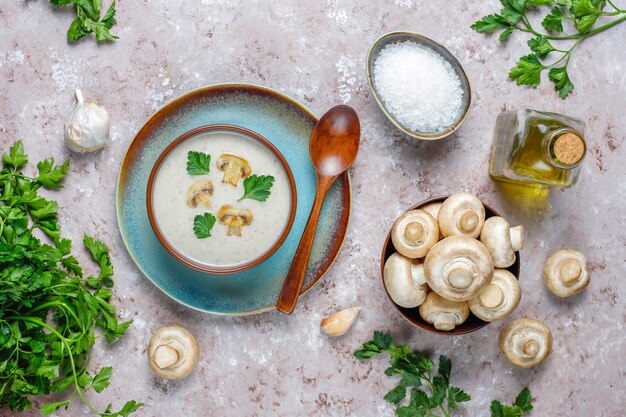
[276,177,333,314]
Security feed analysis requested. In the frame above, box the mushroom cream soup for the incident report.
[152,130,292,267]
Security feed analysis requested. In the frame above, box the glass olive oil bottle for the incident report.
[490,109,586,188]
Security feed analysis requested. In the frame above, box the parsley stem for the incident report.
[518,14,626,40]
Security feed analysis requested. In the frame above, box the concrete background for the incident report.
[1,1,624,416]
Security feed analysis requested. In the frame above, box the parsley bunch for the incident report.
[354,332,534,417]
[0,140,141,416]
[472,0,626,98]
[50,0,118,43]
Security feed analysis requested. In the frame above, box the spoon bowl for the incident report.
[310,106,361,176]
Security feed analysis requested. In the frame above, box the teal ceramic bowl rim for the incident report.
[115,83,352,315]
[366,31,472,141]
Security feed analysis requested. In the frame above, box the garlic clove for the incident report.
[64,89,111,153]
[320,307,360,337]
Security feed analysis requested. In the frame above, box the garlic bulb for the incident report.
[64,89,110,153]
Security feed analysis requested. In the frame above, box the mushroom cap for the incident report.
[391,210,439,259]
[438,193,486,238]
[469,269,521,322]
[419,292,470,331]
[424,236,494,302]
[499,318,552,368]
[480,217,523,268]
[186,179,214,208]
[543,249,590,297]
[384,253,428,308]
[420,202,442,221]
[148,325,199,379]
[216,153,252,186]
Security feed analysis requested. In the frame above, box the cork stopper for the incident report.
[553,133,585,165]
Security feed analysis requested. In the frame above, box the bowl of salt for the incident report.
[367,31,471,140]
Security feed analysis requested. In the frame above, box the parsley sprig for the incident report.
[472,0,626,98]
[354,332,533,417]
[238,174,275,202]
[354,331,470,417]
[50,0,118,43]
[0,140,142,416]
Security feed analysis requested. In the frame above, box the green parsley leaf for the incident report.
[92,366,113,393]
[438,355,451,383]
[509,54,544,87]
[384,385,407,404]
[542,7,565,32]
[514,387,533,412]
[238,174,275,202]
[471,14,510,33]
[491,388,533,417]
[84,234,114,280]
[193,212,217,239]
[35,158,70,189]
[187,151,211,175]
[40,401,70,415]
[548,66,575,98]
[499,27,515,41]
[2,140,28,169]
[51,0,119,43]
[528,36,556,58]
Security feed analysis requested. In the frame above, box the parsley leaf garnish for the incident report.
[238,174,275,202]
[187,151,211,175]
[194,212,217,238]
[0,140,142,416]
[51,0,119,43]
[355,331,533,417]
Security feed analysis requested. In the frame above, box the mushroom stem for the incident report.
[522,339,540,357]
[559,260,582,285]
[432,313,458,331]
[458,210,479,233]
[510,225,524,252]
[478,283,504,308]
[448,268,473,290]
[152,341,184,369]
[404,221,424,244]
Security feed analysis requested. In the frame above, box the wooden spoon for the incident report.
[276,105,361,314]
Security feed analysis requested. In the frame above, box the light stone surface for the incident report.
[1,1,625,416]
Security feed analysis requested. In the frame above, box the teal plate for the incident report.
[116,84,351,315]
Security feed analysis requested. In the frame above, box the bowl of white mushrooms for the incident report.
[381,193,523,335]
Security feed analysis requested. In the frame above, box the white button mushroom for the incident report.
[423,236,494,302]
[64,89,111,153]
[391,210,439,259]
[420,202,442,220]
[148,325,199,379]
[479,217,524,268]
[437,193,486,238]
[469,269,521,322]
[499,318,552,368]
[419,292,470,331]
[383,253,428,308]
[543,249,590,297]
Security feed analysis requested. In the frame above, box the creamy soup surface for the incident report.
[152,131,292,267]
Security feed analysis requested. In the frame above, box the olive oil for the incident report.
[490,109,586,189]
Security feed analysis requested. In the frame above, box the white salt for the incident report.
[373,41,464,133]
